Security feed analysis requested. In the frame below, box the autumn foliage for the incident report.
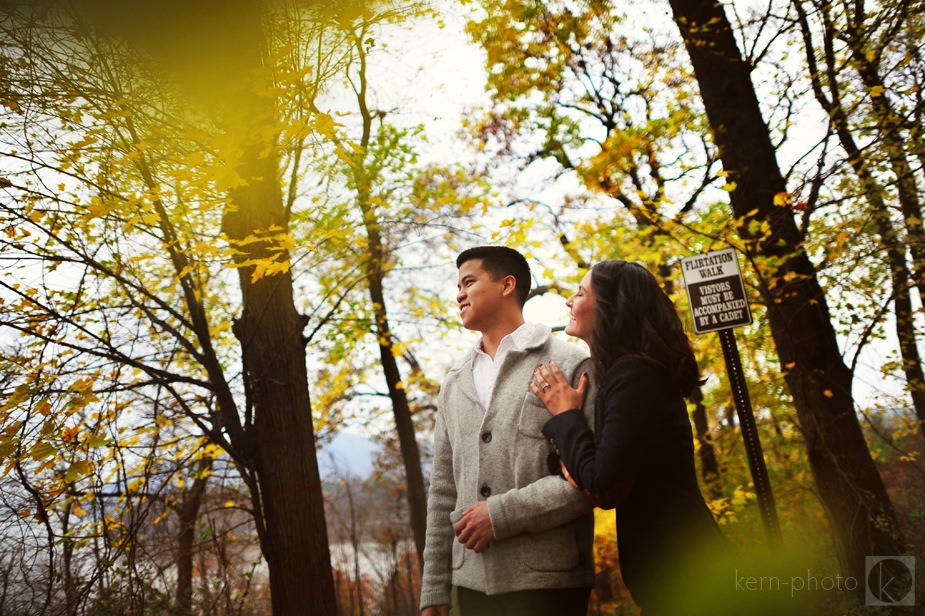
[1,0,924,614]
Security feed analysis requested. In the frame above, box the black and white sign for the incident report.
[681,248,752,334]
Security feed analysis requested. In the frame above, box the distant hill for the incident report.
[317,431,380,479]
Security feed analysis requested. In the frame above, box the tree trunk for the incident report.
[664,268,721,493]
[175,473,208,616]
[62,504,77,616]
[840,25,925,303]
[219,2,336,613]
[345,480,365,616]
[363,257,428,569]
[225,162,337,615]
[875,213,925,442]
[837,11,925,437]
[690,385,721,495]
[666,0,905,591]
[794,0,925,439]
[350,22,428,570]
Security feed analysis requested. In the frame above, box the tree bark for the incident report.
[666,0,905,590]
[690,385,721,495]
[174,474,208,616]
[62,504,77,616]
[794,0,925,439]
[839,13,925,303]
[367,273,429,570]
[219,2,336,614]
[225,168,337,615]
[349,21,428,570]
[664,267,720,493]
[224,156,336,615]
[360,224,428,570]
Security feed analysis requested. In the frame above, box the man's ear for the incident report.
[501,275,517,298]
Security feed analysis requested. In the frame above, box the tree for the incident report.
[0,1,353,612]
[664,0,906,591]
[316,7,431,567]
[297,2,497,572]
[793,0,925,439]
[2,1,493,611]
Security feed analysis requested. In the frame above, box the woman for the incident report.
[530,260,722,615]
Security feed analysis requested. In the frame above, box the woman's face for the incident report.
[565,271,596,344]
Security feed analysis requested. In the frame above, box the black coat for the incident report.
[542,356,721,610]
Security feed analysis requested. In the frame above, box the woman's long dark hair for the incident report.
[589,260,701,397]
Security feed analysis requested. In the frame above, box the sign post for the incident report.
[681,248,782,545]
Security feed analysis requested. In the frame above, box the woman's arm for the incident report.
[540,358,665,506]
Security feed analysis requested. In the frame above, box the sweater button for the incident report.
[480,486,491,498]
[481,431,492,443]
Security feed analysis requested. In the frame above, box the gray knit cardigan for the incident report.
[420,323,596,609]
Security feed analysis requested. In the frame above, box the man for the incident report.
[420,246,596,616]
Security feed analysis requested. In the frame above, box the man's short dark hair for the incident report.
[456,246,531,307]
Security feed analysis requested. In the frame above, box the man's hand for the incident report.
[559,459,579,490]
[560,460,600,506]
[421,605,449,616]
[453,501,494,553]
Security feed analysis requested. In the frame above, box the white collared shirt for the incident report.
[471,322,532,410]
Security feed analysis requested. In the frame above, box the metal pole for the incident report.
[718,327,782,546]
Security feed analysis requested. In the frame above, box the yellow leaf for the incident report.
[312,112,339,138]
[869,85,885,98]
[177,263,195,279]
[87,201,114,219]
[70,135,98,149]
[334,145,357,168]
[773,192,791,207]
[225,500,236,508]
[722,181,737,192]
[201,444,225,459]
[69,378,94,394]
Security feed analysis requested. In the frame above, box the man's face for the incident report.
[456,258,507,332]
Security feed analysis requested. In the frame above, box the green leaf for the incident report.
[86,434,111,448]
[30,441,58,461]
[65,460,93,482]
